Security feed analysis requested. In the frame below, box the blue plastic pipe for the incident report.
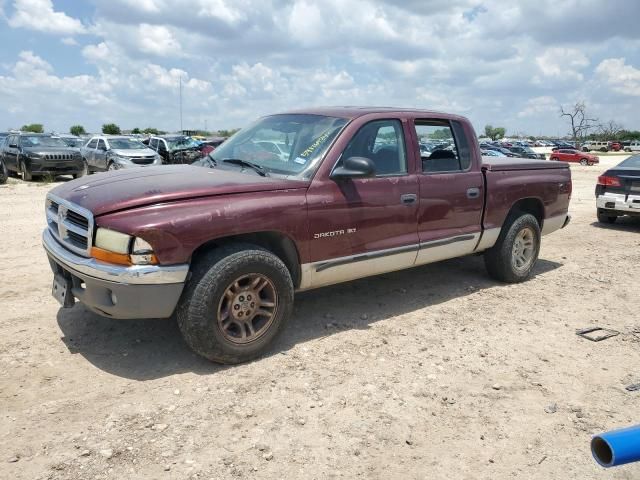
[592,425,640,467]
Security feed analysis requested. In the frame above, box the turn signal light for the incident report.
[91,247,132,266]
[597,175,621,187]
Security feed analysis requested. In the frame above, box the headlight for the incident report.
[95,228,131,254]
[92,228,157,265]
[27,152,42,159]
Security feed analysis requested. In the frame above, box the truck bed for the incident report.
[482,157,568,171]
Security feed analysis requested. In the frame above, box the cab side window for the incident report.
[341,119,407,176]
[149,138,158,150]
[97,139,106,150]
[416,120,470,173]
[87,139,98,149]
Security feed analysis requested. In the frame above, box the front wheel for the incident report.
[0,159,7,184]
[73,160,88,179]
[580,158,588,166]
[20,160,32,181]
[484,213,541,283]
[177,244,294,364]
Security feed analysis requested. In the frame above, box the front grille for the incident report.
[130,156,156,165]
[45,154,74,160]
[45,194,94,257]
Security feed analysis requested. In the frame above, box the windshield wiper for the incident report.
[222,158,268,177]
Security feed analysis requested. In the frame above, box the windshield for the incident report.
[62,138,83,147]
[209,114,348,177]
[21,136,67,147]
[109,138,147,150]
[167,136,200,151]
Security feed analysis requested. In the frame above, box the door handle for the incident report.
[401,194,417,205]
[466,187,480,199]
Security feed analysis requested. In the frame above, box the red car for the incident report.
[610,142,622,152]
[550,149,599,166]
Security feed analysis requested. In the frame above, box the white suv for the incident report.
[624,141,640,153]
[582,141,611,152]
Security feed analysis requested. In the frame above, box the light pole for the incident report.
[179,75,183,134]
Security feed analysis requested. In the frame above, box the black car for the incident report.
[595,155,640,224]
[0,133,84,181]
[508,146,546,160]
[484,145,519,157]
[147,135,203,164]
[0,135,8,184]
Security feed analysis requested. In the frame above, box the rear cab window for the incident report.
[415,119,471,173]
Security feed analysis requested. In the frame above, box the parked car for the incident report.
[199,137,227,156]
[80,136,162,173]
[42,107,571,364]
[148,135,203,164]
[0,136,7,184]
[624,141,640,153]
[595,155,640,223]
[549,149,599,166]
[1,133,83,180]
[481,149,506,157]
[582,141,611,152]
[484,145,519,157]
[508,146,546,160]
[609,142,623,152]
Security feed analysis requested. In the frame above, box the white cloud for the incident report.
[535,47,589,81]
[61,37,78,46]
[8,0,85,35]
[138,24,182,57]
[596,58,640,96]
[518,96,558,118]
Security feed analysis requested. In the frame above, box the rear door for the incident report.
[412,119,484,265]
[85,138,98,168]
[304,118,420,288]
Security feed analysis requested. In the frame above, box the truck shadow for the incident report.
[56,255,562,381]
[590,217,640,232]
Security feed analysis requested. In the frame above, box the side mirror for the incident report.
[99,145,107,151]
[330,156,375,180]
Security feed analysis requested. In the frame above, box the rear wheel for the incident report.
[20,160,32,181]
[580,158,588,166]
[176,244,294,364]
[597,209,617,224]
[484,213,541,283]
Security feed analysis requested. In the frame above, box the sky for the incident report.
[0,0,639,136]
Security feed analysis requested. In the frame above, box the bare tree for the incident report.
[560,101,599,145]
[597,120,623,140]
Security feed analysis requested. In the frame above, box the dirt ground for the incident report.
[1,157,639,480]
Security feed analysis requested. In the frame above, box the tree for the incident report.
[70,125,86,136]
[102,123,121,135]
[20,123,44,133]
[216,128,240,137]
[142,127,160,135]
[484,125,505,141]
[131,127,141,134]
[560,101,598,145]
[597,120,623,140]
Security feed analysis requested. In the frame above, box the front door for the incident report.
[4,135,19,171]
[304,118,419,289]
[96,139,108,170]
[413,119,484,265]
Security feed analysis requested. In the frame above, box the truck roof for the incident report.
[281,106,467,121]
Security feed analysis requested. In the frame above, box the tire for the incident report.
[625,148,631,152]
[550,156,558,161]
[580,158,588,166]
[597,209,617,224]
[20,160,32,181]
[600,147,607,152]
[176,244,294,364]
[0,160,7,185]
[73,160,88,179]
[484,213,541,283]
[107,161,117,171]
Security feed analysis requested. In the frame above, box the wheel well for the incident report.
[191,232,301,288]
[507,198,544,229]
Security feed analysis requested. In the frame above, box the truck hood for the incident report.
[49,165,309,216]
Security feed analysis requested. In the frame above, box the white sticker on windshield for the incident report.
[294,156,306,164]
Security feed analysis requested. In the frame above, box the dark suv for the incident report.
[1,133,84,181]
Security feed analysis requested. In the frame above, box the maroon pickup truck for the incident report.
[43,107,571,363]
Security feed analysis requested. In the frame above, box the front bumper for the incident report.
[30,159,83,175]
[43,229,188,319]
[597,193,640,216]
